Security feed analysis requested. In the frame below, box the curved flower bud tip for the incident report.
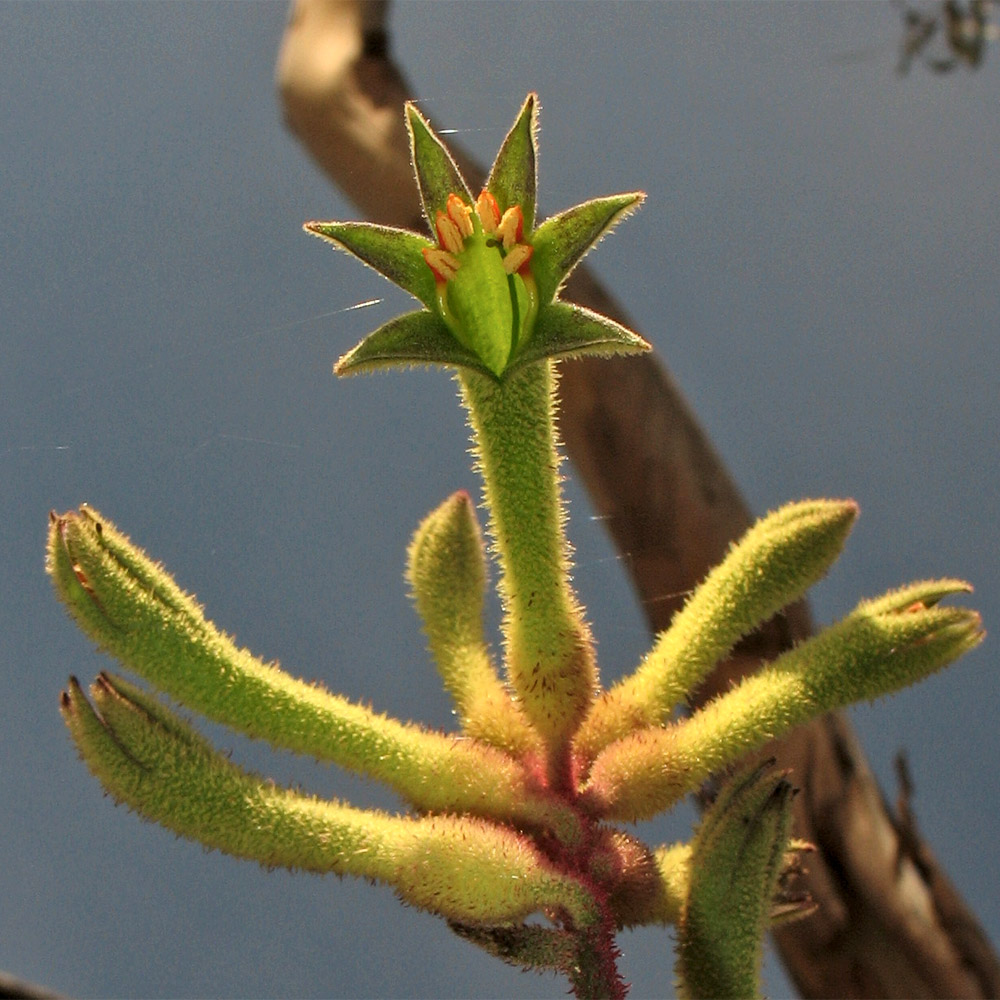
[406,490,540,756]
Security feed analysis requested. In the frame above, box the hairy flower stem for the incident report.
[567,919,628,1000]
[459,362,596,789]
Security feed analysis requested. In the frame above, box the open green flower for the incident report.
[306,93,649,378]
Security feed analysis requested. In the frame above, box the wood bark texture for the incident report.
[275,3,999,996]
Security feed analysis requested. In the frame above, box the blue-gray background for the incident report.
[2,3,997,997]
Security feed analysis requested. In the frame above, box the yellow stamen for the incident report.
[496,206,524,251]
[502,244,533,275]
[446,194,474,239]
[435,211,465,256]
[422,246,460,282]
[476,190,501,235]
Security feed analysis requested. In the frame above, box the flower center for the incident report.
[422,191,538,376]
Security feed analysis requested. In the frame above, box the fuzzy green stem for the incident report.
[458,363,596,784]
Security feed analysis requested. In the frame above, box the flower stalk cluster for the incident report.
[48,94,983,999]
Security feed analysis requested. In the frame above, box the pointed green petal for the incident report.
[335,310,495,377]
[531,192,645,304]
[304,221,437,309]
[677,764,793,1000]
[406,102,473,229]
[508,302,650,372]
[61,674,593,925]
[485,92,539,230]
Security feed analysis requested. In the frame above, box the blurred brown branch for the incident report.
[275,2,1000,995]
[0,970,68,1000]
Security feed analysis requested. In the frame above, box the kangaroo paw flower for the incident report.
[306,93,649,379]
[575,499,859,762]
[583,581,982,822]
[46,506,576,836]
[50,92,985,1000]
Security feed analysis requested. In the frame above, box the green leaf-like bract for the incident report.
[510,301,651,373]
[305,222,437,309]
[485,92,538,230]
[334,310,493,377]
[407,103,473,227]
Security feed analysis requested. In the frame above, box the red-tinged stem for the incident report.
[567,915,628,1000]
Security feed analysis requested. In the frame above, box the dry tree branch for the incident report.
[0,970,69,1000]
[275,3,999,996]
